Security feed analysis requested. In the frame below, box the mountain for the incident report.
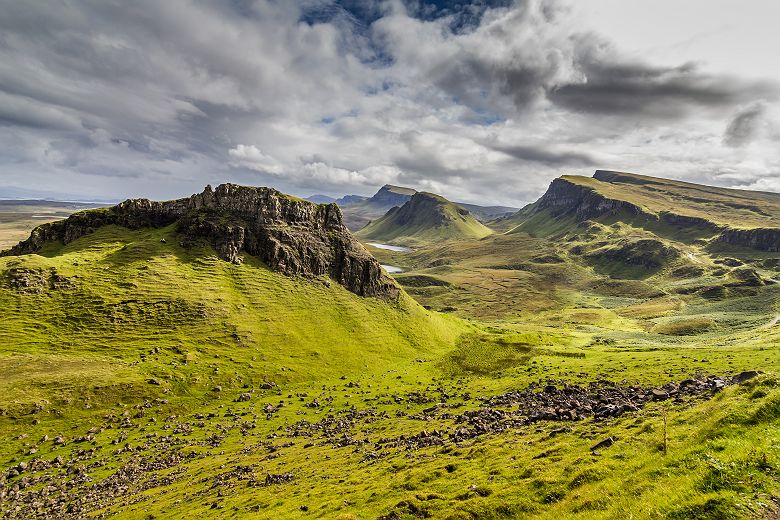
[338,185,417,230]
[335,194,367,205]
[456,202,518,222]
[507,170,780,250]
[305,194,336,204]
[2,176,779,519]
[338,184,517,231]
[357,191,492,245]
[307,194,370,205]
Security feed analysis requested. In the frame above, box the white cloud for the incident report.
[0,0,778,204]
[228,145,285,175]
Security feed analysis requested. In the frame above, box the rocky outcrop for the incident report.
[532,177,723,235]
[3,184,399,298]
[535,177,650,222]
[715,227,780,252]
[365,185,417,210]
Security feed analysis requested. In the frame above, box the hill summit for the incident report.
[4,183,398,298]
[357,191,492,245]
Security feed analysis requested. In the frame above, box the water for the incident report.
[381,265,403,274]
[367,242,411,253]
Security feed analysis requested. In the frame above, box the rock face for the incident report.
[364,184,417,210]
[3,184,399,298]
[535,177,649,222]
[716,227,780,252]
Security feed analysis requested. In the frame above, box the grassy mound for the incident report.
[0,224,467,411]
[358,192,492,246]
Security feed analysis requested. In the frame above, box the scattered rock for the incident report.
[732,371,761,384]
[590,437,617,451]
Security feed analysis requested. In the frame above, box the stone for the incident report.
[651,389,668,400]
[590,437,617,451]
[732,371,761,384]
[236,393,251,402]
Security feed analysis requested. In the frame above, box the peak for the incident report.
[358,189,490,244]
[413,191,447,201]
[378,185,417,196]
[5,184,397,298]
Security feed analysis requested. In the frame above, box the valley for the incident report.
[0,172,779,519]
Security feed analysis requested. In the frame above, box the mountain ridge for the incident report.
[4,183,398,298]
[507,170,780,252]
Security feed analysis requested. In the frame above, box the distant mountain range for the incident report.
[307,185,518,231]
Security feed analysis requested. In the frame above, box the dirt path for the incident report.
[762,315,780,329]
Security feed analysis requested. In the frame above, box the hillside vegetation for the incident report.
[1,176,779,519]
[358,192,492,246]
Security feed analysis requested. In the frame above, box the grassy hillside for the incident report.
[588,170,780,228]
[2,175,780,518]
[1,226,777,519]
[358,192,492,246]
[0,225,465,406]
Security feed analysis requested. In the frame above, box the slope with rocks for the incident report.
[357,192,492,246]
[4,183,397,298]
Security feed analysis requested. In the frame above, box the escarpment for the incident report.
[534,177,649,222]
[3,184,399,298]
[715,227,780,252]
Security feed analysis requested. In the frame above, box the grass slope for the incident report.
[2,179,780,518]
[358,192,492,246]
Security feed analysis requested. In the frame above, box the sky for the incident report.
[1,0,779,206]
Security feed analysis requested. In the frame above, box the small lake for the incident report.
[381,265,404,274]
[367,242,411,253]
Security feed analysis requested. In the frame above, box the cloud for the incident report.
[488,143,597,167]
[723,103,767,147]
[549,54,776,118]
[228,145,285,175]
[0,0,777,205]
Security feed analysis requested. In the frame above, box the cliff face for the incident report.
[716,228,780,252]
[4,184,399,298]
[365,185,417,210]
[535,178,648,222]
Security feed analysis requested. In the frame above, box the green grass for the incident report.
[2,192,780,518]
[358,192,492,246]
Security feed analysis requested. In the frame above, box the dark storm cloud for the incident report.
[723,103,767,147]
[489,144,596,167]
[548,56,777,118]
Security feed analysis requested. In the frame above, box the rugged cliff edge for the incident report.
[513,171,780,252]
[3,184,399,298]
[534,177,649,222]
[715,228,780,252]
